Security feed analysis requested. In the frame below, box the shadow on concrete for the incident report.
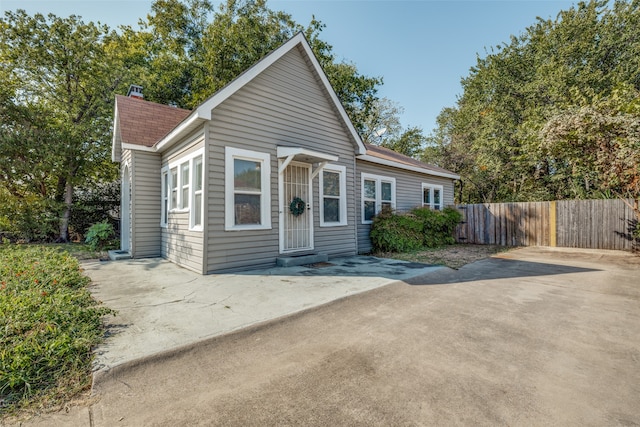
[403,257,600,286]
[232,255,440,281]
[89,256,439,281]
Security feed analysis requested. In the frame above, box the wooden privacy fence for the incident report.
[455,199,638,251]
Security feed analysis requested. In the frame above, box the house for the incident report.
[111,32,460,274]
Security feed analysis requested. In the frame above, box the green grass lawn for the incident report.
[0,243,113,417]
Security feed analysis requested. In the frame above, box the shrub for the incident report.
[84,221,115,251]
[70,181,120,240]
[370,210,424,252]
[370,206,462,253]
[411,206,462,247]
[0,181,119,244]
[0,191,61,242]
[0,245,114,412]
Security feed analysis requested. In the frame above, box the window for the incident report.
[361,173,396,224]
[170,167,178,210]
[180,162,190,209]
[422,183,444,210]
[161,170,169,227]
[161,147,204,230]
[192,155,203,229]
[319,164,347,226]
[225,147,271,231]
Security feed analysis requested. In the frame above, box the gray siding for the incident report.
[121,149,132,252]
[356,160,456,254]
[161,130,206,273]
[311,162,357,259]
[130,150,162,257]
[205,46,358,273]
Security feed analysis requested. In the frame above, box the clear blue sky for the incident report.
[1,0,576,134]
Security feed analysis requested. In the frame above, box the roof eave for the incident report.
[153,112,207,153]
[121,143,156,152]
[111,103,121,162]
[356,154,460,180]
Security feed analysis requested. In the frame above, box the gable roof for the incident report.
[114,95,191,147]
[358,143,460,180]
[154,32,366,155]
[110,33,458,181]
[112,32,366,156]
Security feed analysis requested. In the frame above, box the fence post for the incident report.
[549,201,557,247]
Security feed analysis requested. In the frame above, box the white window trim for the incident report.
[422,183,444,210]
[225,146,271,231]
[319,164,347,227]
[161,147,205,230]
[179,161,190,210]
[191,155,204,231]
[361,172,396,224]
[161,169,169,228]
[170,166,179,211]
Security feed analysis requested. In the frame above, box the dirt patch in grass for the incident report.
[40,243,108,260]
[375,244,515,270]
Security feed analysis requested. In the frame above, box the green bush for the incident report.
[370,210,424,253]
[70,181,120,240]
[412,207,462,247]
[0,191,61,243]
[84,221,115,251]
[370,206,462,253]
[0,245,113,412]
[0,181,119,243]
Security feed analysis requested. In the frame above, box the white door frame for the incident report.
[121,164,131,253]
[278,160,313,254]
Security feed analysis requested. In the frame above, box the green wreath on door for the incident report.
[289,197,306,216]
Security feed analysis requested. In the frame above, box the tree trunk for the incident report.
[57,180,74,243]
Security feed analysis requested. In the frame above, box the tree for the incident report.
[135,0,383,129]
[426,0,640,203]
[0,11,129,241]
[541,87,640,226]
[1,1,391,241]
[381,126,426,158]
[360,97,403,145]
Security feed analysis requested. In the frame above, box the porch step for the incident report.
[108,250,132,261]
[276,253,328,267]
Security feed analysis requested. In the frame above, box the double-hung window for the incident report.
[225,147,271,230]
[192,155,203,229]
[161,170,169,227]
[161,147,204,230]
[180,162,190,209]
[422,183,444,210]
[319,164,347,226]
[170,167,178,210]
[361,173,396,224]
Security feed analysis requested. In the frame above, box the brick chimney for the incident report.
[127,84,144,99]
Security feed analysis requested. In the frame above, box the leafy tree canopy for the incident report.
[426,0,640,204]
[1,0,415,241]
[129,0,385,128]
[0,11,131,241]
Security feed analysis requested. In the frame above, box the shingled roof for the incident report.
[362,143,458,178]
[115,95,191,147]
[113,96,458,179]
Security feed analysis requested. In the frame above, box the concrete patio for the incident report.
[84,255,442,372]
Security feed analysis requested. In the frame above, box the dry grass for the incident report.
[375,244,515,270]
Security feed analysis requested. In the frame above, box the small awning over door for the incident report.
[277,146,338,179]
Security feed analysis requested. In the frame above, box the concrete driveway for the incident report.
[17,247,640,426]
[84,255,442,371]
